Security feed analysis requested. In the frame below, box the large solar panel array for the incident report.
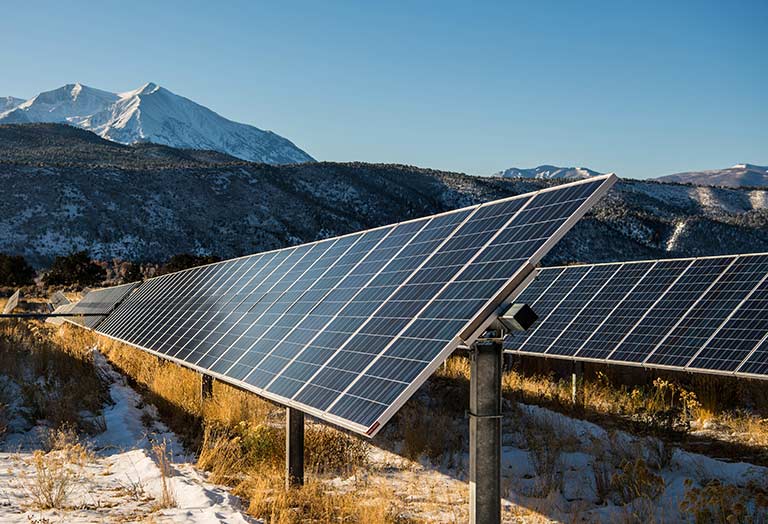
[59,283,140,329]
[505,253,768,380]
[93,175,616,436]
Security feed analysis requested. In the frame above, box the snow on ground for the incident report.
[1,347,766,522]
[0,351,255,523]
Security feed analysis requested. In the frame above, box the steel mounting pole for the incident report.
[285,407,305,489]
[469,339,503,524]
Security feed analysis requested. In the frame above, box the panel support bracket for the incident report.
[571,360,585,409]
[201,373,214,402]
[285,407,305,489]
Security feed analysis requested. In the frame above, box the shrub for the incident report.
[680,478,768,524]
[43,251,105,287]
[158,253,221,275]
[0,253,35,286]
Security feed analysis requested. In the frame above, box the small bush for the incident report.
[43,250,105,287]
[0,253,35,286]
[522,412,573,496]
[680,478,768,524]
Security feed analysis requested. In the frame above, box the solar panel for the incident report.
[94,175,616,436]
[2,289,20,314]
[49,291,71,310]
[505,253,768,381]
[61,283,140,329]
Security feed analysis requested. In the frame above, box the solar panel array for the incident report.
[2,289,20,315]
[505,253,768,380]
[94,175,616,436]
[60,283,140,329]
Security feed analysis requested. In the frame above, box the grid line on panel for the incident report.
[183,246,315,369]
[320,194,537,416]
[136,263,232,351]
[121,266,211,346]
[175,250,293,366]
[335,178,617,430]
[509,266,595,352]
[206,241,341,373]
[540,264,624,356]
[259,219,435,393]
[571,261,659,360]
[165,257,264,361]
[63,283,139,329]
[151,261,248,354]
[685,258,768,372]
[184,240,345,367]
[262,213,467,400]
[210,230,395,379]
[644,255,755,367]
[603,258,696,362]
[222,233,374,382]
[736,331,768,376]
[287,204,485,405]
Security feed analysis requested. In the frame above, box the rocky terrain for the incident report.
[1,124,766,267]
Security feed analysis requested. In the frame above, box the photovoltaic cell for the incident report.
[93,175,615,436]
[504,253,768,382]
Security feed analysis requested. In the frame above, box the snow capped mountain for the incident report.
[655,163,768,188]
[493,165,605,180]
[0,96,24,113]
[0,83,314,164]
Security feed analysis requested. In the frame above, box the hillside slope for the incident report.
[1,125,766,267]
[655,163,768,188]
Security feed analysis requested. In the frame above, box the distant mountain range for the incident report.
[0,83,314,164]
[493,165,605,180]
[654,164,768,188]
[0,124,766,268]
[494,163,768,188]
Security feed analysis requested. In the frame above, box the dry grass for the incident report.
[90,331,398,522]
[17,426,92,509]
[151,438,177,509]
[0,320,108,433]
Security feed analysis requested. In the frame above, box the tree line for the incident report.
[0,251,222,289]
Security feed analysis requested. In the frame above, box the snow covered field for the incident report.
[0,352,254,523]
[0,347,766,522]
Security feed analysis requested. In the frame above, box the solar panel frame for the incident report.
[94,175,616,436]
[504,252,768,382]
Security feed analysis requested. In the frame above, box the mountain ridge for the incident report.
[0,83,314,165]
[493,165,606,180]
[654,163,768,188]
[0,124,765,268]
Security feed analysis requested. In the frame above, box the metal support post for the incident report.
[469,339,503,524]
[201,373,214,401]
[571,360,584,407]
[285,407,305,489]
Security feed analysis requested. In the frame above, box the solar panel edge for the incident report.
[94,328,371,435]
[360,175,617,436]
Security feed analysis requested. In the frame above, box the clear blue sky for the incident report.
[1,0,765,178]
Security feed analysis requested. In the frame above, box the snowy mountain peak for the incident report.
[0,82,314,164]
[0,96,23,114]
[492,165,605,180]
[655,163,768,188]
